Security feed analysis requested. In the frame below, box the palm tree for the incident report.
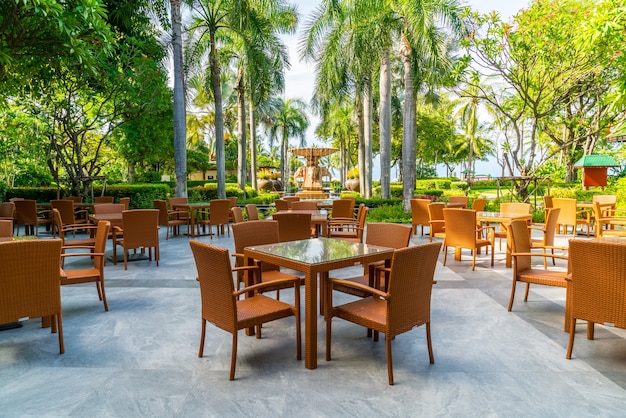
[262,98,309,192]
[315,101,357,185]
[170,0,187,197]
[395,0,465,209]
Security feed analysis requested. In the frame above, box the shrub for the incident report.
[367,203,411,223]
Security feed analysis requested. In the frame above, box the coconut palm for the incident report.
[170,0,187,197]
[262,97,309,192]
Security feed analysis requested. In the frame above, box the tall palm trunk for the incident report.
[171,0,187,197]
[401,34,416,211]
[379,47,392,199]
[210,31,226,199]
[236,65,247,195]
[281,127,288,192]
[363,77,373,199]
[249,102,257,190]
[356,93,365,195]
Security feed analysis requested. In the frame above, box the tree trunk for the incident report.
[281,126,289,192]
[170,0,187,197]
[379,47,392,199]
[401,35,416,211]
[236,65,247,195]
[356,94,365,197]
[210,31,226,199]
[249,102,258,190]
[363,77,373,199]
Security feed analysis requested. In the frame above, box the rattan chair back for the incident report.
[274,199,289,211]
[231,207,244,223]
[331,199,354,219]
[93,203,125,214]
[0,219,12,237]
[448,196,469,208]
[442,208,494,270]
[14,199,51,236]
[0,201,15,219]
[119,197,131,210]
[93,196,114,204]
[410,198,430,236]
[115,209,159,269]
[0,239,64,353]
[471,198,487,211]
[273,212,312,242]
[291,201,318,210]
[245,204,259,220]
[427,202,446,241]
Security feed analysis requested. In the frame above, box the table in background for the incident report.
[244,238,394,370]
[172,202,211,237]
[477,211,533,268]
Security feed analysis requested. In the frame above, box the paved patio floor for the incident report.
[1,223,626,417]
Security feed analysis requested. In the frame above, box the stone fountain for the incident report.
[290,147,338,199]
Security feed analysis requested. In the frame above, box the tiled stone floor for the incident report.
[1,223,626,417]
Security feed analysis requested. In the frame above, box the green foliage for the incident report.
[6,187,58,202]
[415,179,452,190]
[367,203,411,224]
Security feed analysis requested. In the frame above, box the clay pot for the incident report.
[344,178,360,192]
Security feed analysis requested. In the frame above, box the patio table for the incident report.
[477,211,532,268]
[244,237,394,369]
[171,202,211,237]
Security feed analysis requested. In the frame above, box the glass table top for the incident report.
[246,237,393,265]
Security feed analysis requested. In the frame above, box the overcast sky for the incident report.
[281,0,530,178]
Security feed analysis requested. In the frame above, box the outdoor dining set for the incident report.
[1,194,626,385]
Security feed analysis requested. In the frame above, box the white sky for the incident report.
[281,0,530,178]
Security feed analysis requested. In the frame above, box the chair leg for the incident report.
[230,332,238,380]
[523,283,530,302]
[587,321,595,340]
[326,316,332,361]
[386,336,394,385]
[57,313,65,354]
[100,279,108,311]
[507,280,518,312]
[566,317,576,359]
[198,319,207,358]
[426,322,434,364]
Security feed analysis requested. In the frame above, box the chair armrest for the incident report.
[234,276,300,297]
[511,251,569,261]
[328,277,389,299]
[61,252,105,258]
[61,244,95,250]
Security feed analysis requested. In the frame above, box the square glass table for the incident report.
[244,237,394,369]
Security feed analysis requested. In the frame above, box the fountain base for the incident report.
[295,191,329,199]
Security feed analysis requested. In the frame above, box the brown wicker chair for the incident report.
[428,202,446,242]
[410,198,431,236]
[0,219,12,237]
[113,209,160,270]
[245,204,259,220]
[330,198,354,220]
[552,198,590,236]
[231,220,302,292]
[328,204,368,243]
[0,239,64,353]
[471,198,487,211]
[507,219,569,313]
[168,197,190,227]
[273,212,312,242]
[529,207,562,268]
[0,201,15,220]
[196,199,231,238]
[543,195,553,209]
[227,196,238,223]
[189,241,301,380]
[119,197,131,210]
[154,200,187,239]
[325,242,442,385]
[291,200,318,211]
[448,196,469,208]
[51,199,89,230]
[67,196,83,203]
[93,196,114,204]
[592,201,626,238]
[566,239,626,359]
[231,207,244,224]
[60,221,110,311]
[442,209,494,271]
[494,202,532,249]
[283,196,300,208]
[51,209,97,263]
[274,199,289,211]
[14,199,52,236]
[331,223,412,298]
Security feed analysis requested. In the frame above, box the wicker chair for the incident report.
[60,221,110,311]
[168,197,190,227]
[119,197,131,210]
[231,207,244,224]
[471,198,487,211]
[291,200,318,211]
[0,239,64,353]
[448,196,469,208]
[543,195,553,209]
[93,203,125,215]
[428,202,446,242]
[93,196,114,204]
[330,198,355,220]
[154,200,187,239]
[231,220,302,292]
[529,207,562,268]
[227,196,238,223]
[283,196,300,208]
[331,223,412,299]
[14,199,52,236]
[507,219,569,313]
[273,212,312,242]
[113,209,160,270]
[274,199,289,212]
[245,204,259,220]
[552,198,590,236]
[0,201,15,220]
[566,239,626,359]
[196,199,231,238]
[325,242,442,385]
[493,202,532,250]
[442,209,494,271]
[0,219,12,237]
[189,241,301,380]
[51,209,97,263]
[592,201,626,238]
[328,204,368,243]
[410,198,431,236]
[51,199,89,230]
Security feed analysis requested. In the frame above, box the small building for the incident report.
[573,155,620,190]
